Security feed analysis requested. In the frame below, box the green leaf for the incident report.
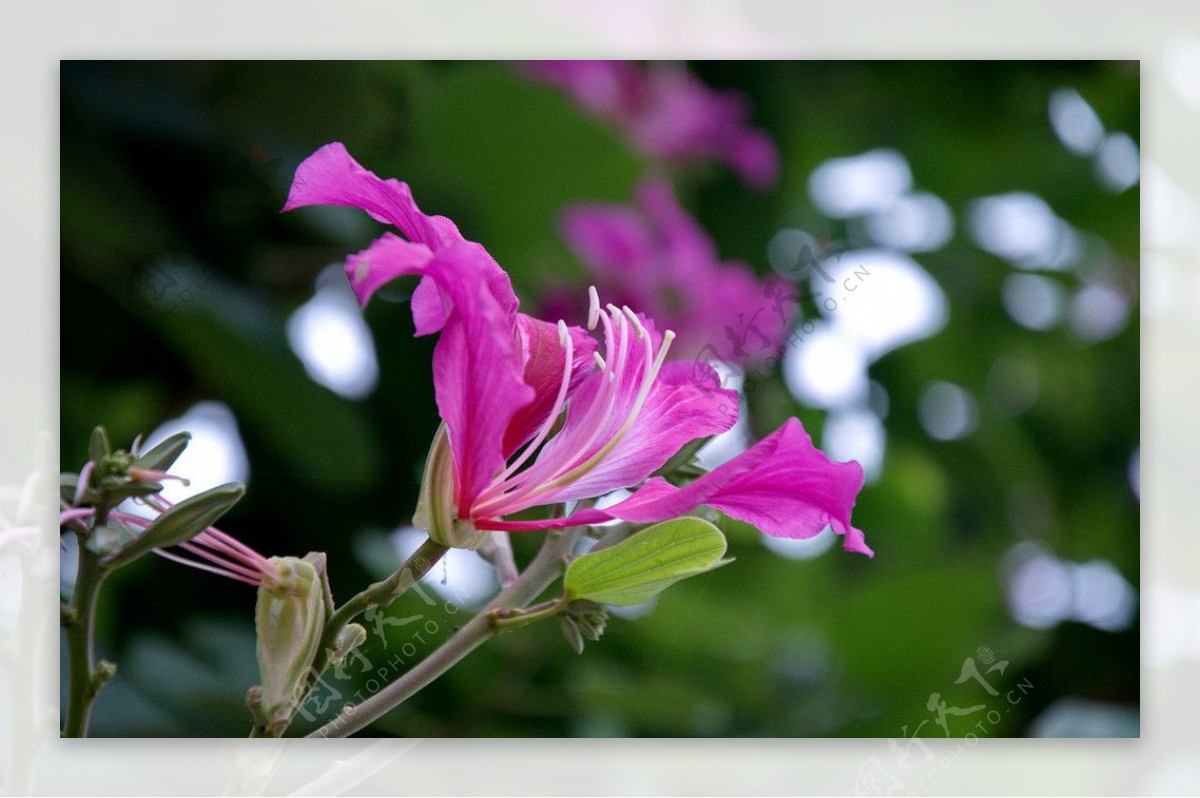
[102,482,245,570]
[564,518,732,606]
[132,431,191,472]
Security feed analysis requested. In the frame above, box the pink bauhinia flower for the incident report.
[553,178,793,365]
[523,61,779,189]
[282,143,870,556]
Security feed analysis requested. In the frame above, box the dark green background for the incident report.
[60,61,1139,737]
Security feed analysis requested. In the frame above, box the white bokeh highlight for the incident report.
[1049,87,1106,156]
[918,381,978,441]
[140,401,250,504]
[822,408,885,483]
[286,265,379,400]
[782,324,869,409]
[807,149,913,218]
[1005,542,1136,633]
[1002,273,1066,331]
[865,191,955,253]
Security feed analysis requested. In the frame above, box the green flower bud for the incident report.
[413,424,488,550]
[327,623,367,669]
[255,553,327,734]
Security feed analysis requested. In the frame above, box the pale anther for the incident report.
[587,286,600,330]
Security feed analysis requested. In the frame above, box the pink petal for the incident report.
[728,130,780,189]
[522,60,642,118]
[346,233,534,510]
[424,244,535,511]
[344,233,435,307]
[636,179,719,277]
[561,205,657,277]
[283,142,462,249]
[284,142,519,330]
[502,314,597,456]
[616,417,870,555]
[487,417,872,557]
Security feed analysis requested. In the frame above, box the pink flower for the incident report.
[556,179,794,365]
[282,143,870,556]
[524,61,779,189]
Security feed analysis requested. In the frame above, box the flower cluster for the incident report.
[550,178,793,365]
[282,143,871,557]
[523,61,779,189]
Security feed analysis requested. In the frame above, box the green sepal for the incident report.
[413,423,487,549]
[327,623,367,669]
[557,599,608,653]
[557,613,585,655]
[564,517,732,606]
[89,426,111,466]
[132,431,191,472]
[100,482,245,570]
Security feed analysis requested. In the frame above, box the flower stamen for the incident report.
[480,320,576,496]
[473,294,676,518]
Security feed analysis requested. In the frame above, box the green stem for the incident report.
[255,537,450,738]
[489,596,568,631]
[312,537,449,678]
[61,542,106,738]
[307,526,583,738]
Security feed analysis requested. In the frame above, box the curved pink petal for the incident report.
[283,142,519,330]
[348,233,534,510]
[502,314,597,457]
[411,253,520,336]
[283,142,462,249]
[344,233,435,307]
[423,243,536,512]
[485,417,871,557]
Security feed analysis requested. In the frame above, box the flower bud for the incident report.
[413,424,488,549]
[327,623,367,669]
[254,553,327,734]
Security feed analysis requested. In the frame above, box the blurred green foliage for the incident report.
[61,61,1138,737]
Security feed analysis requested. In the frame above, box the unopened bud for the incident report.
[255,554,327,734]
[327,623,368,668]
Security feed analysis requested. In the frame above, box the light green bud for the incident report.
[254,553,327,735]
